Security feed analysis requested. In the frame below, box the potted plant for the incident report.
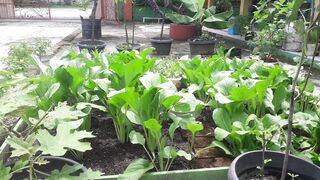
[77,0,107,52]
[149,2,173,55]
[116,0,141,52]
[166,0,232,55]
[228,1,320,179]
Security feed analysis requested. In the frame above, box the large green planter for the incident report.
[96,167,228,180]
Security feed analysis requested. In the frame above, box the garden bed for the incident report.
[80,110,191,175]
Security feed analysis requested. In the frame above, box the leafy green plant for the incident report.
[166,0,232,36]
[186,122,204,153]
[2,38,51,73]
[0,83,102,179]
[250,0,292,59]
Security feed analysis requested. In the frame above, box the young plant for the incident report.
[186,122,204,153]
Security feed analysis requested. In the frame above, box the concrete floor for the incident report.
[0,20,80,69]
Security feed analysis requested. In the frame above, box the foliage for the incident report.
[228,15,250,36]
[166,0,232,35]
[250,0,292,58]
[177,51,320,165]
[2,38,51,73]
[151,58,182,78]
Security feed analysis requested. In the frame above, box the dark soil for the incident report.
[80,110,191,175]
[238,167,310,180]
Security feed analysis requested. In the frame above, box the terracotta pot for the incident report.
[169,23,197,41]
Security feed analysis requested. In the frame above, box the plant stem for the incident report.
[29,158,34,180]
[280,37,306,180]
[25,105,53,140]
[90,0,98,41]
[0,120,21,138]
[261,131,266,178]
[132,21,135,45]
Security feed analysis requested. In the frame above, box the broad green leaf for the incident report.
[162,95,181,110]
[273,85,287,113]
[215,92,233,104]
[169,120,180,141]
[177,150,192,161]
[144,119,162,139]
[76,102,107,112]
[12,158,28,173]
[289,0,304,21]
[166,13,195,24]
[126,110,142,125]
[33,102,87,129]
[44,83,60,99]
[264,88,275,112]
[118,159,154,180]
[7,134,39,157]
[261,114,282,129]
[77,168,103,180]
[230,86,256,101]
[180,0,204,12]
[187,122,204,136]
[214,127,230,141]
[214,78,237,95]
[255,80,269,104]
[46,164,102,180]
[37,122,95,156]
[139,72,164,89]
[0,161,11,180]
[210,141,232,155]
[212,108,232,131]
[164,146,177,159]
[93,78,110,94]
[129,130,145,146]
[0,85,38,117]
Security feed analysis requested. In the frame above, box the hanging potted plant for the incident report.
[166,0,232,55]
[77,0,107,52]
[116,0,141,52]
[228,1,320,179]
[148,1,173,55]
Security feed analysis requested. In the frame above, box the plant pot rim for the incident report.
[97,167,228,179]
[170,23,196,27]
[188,39,216,45]
[40,156,88,172]
[150,37,173,43]
[80,16,102,20]
[116,43,141,50]
[77,40,106,49]
[228,150,320,180]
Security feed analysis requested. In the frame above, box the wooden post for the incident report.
[314,0,320,20]
[240,0,250,16]
[124,0,132,21]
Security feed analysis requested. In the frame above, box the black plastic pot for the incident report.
[228,150,320,180]
[150,37,173,55]
[188,39,215,55]
[11,156,87,179]
[116,43,141,52]
[81,16,102,39]
[77,40,106,52]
